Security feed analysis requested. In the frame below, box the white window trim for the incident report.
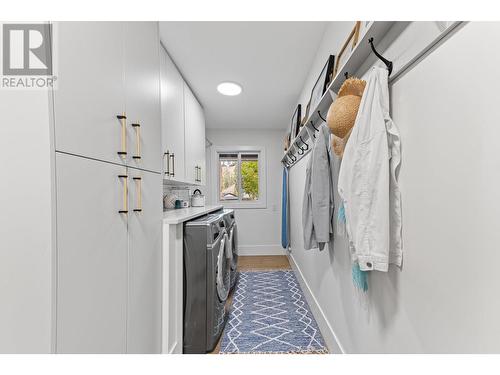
[211,145,267,209]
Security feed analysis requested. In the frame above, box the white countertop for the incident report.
[162,205,223,225]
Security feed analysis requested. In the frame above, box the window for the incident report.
[212,146,266,208]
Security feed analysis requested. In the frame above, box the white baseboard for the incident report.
[238,244,285,256]
[287,253,345,354]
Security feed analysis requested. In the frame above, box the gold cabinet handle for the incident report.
[118,174,128,213]
[133,177,142,212]
[170,153,175,177]
[131,123,141,160]
[117,113,127,157]
[164,151,170,176]
[195,166,201,182]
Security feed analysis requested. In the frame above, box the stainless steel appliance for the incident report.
[222,209,238,289]
[183,212,230,353]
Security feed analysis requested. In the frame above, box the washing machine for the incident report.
[222,209,238,289]
[183,212,231,353]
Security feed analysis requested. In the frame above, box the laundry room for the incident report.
[3,1,500,373]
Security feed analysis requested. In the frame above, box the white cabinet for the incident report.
[56,153,128,353]
[160,46,206,186]
[162,222,183,354]
[54,22,161,173]
[160,46,185,181]
[124,22,161,173]
[54,22,125,166]
[184,83,206,185]
[127,168,162,353]
[55,152,162,353]
[4,21,163,354]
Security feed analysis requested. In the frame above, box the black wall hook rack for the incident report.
[368,37,393,76]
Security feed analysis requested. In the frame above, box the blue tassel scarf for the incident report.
[337,201,368,292]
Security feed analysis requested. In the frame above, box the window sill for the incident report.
[218,201,267,209]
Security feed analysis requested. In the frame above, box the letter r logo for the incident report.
[3,24,52,75]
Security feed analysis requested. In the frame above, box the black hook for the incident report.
[368,37,393,76]
[299,136,309,150]
[290,154,297,162]
[310,120,319,132]
[296,139,308,155]
[317,110,327,122]
[344,72,349,80]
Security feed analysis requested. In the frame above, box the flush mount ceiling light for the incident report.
[217,82,242,96]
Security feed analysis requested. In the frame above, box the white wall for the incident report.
[206,129,284,255]
[0,86,54,351]
[288,21,500,353]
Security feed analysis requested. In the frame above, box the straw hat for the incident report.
[326,77,366,156]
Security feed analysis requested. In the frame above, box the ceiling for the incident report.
[159,22,328,130]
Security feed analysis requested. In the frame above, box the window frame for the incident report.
[211,145,267,209]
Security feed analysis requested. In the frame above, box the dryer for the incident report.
[222,209,238,289]
[183,212,231,353]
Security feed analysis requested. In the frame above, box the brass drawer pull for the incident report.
[164,151,170,176]
[170,153,175,177]
[131,123,141,160]
[118,174,128,213]
[195,166,202,182]
[117,114,127,157]
[133,176,142,212]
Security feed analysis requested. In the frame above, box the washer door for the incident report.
[216,232,230,302]
[230,223,238,271]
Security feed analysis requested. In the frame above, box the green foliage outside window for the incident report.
[241,160,259,200]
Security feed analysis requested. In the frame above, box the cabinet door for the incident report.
[124,22,161,173]
[196,104,206,186]
[184,84,205,185]
[56,152,127,353]
[127,169,162,353]
[160,46,185,181]
[53,22,126,165]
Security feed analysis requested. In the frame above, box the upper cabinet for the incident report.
[160,46,186,182]
[160,45,206,186]
[53,22,161,173]
[124,22,162,173]
[184,84,206,186]
[54,22,126,166]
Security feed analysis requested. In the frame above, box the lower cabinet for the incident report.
[127,168,162,353]
[55,152,161,353]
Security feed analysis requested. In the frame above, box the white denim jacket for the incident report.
[338,67,402,272]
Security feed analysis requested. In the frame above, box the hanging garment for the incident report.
[281,166,290,249]
[302,123,334,250]
[337,66,402,272]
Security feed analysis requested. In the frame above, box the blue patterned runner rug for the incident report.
[220,270,328,354]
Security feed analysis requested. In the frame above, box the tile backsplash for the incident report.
[163,182,206,210]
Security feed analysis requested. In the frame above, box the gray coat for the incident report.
[302,123,334,250]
